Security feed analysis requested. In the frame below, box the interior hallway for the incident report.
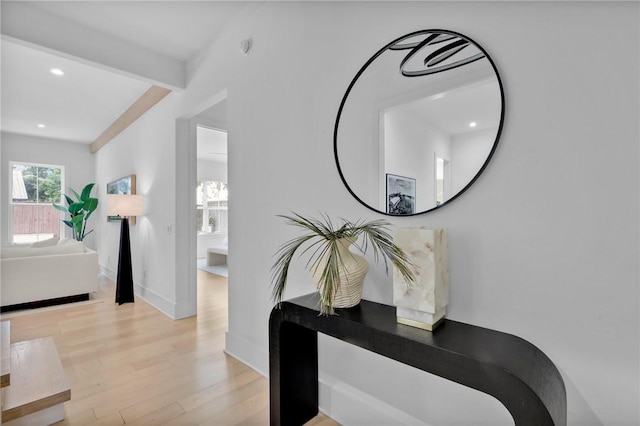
[5,271,337,425]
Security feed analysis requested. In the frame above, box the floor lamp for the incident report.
[107,194,143,305]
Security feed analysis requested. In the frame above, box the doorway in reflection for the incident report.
[435,156,450,206]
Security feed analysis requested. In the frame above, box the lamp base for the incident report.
[115,217,135,304]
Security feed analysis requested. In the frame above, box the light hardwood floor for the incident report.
[5,271,339,425]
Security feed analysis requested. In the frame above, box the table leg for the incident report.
[269,317,318,426]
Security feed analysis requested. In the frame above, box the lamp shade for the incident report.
[107,194,143,217]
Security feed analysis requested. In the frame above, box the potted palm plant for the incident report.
[271,213,415,314]
[52,183,99,241]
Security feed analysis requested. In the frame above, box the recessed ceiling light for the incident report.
[469,122,477,128]
[37,123,46,128]
[50,68,64,76]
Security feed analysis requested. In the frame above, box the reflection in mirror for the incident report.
[335,30,504,215]
[386,173,416,215]
[435,156,449,206]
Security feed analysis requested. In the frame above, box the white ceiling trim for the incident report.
[1,1,184,89]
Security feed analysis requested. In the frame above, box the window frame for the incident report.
[8,161,65,244]
[196,180,228,235]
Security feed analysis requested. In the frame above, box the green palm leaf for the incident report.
[69,188,81,201]
[52,183,99,241]
[80,183,95,201]
[271,213,416,315]
[69,202,84,214]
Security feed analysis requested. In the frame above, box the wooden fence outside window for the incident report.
[12,204,61,236]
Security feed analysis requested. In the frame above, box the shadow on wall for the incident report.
[562,371,603,426]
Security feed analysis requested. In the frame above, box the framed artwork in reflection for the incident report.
[386,173,415,215]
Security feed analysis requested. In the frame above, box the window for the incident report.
[10,162,64,243]
[196,181,228,234]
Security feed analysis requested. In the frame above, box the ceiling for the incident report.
[1,1,257,151]
[195,99,228,162]
[197,126,227,163]
[22,1,253,63]
[393,79,502,136]
[1,40,150,143]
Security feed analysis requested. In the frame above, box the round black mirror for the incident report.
[334,29,505,215]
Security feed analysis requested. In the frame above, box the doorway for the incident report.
[192,99,229,315]
[196,126,228,277]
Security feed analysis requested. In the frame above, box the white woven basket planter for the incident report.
[312,237,369,310]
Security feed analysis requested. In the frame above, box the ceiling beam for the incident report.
[90,86,172,153]
[1,2,185,89]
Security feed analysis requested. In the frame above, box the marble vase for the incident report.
[393,227,448,331]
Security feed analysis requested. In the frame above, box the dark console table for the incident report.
[269,293,566,426]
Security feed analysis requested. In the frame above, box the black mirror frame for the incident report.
[334,29,506,216]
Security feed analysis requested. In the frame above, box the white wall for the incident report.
[96,2,639,424]
[451,127,496,194]
[0,132,97,249]
[384,110,451,212]
[94,95,180,318]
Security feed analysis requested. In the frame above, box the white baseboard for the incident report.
[173,301,197,320]
[318,374,428,426]
[134,282,178,318]
[100,269,423,425]
[100,264,116,281]
[224,331,269,377]
[222,329,427,425]
[99,264,181,319]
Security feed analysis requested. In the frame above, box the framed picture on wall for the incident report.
[107,174,137,224]
[386,173,416,215]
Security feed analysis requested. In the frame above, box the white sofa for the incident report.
[1,239,99,308]
[207,237,228,266]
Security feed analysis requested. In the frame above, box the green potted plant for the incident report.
[52,183,99,241]
[271,213,416,314]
